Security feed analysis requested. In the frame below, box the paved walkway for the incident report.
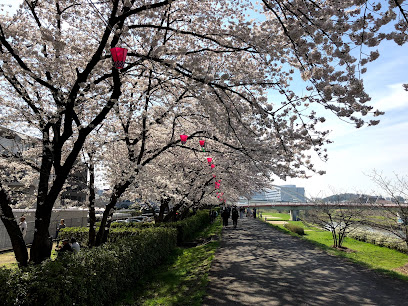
[203,218,408,306]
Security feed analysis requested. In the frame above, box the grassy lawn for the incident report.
[0,243,59,269]
[116,219,222,305]
[260,212,290,221]
[266,220,408,280]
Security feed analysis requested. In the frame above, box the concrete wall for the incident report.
[0,209,88,251]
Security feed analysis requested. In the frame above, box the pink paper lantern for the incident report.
[199,140,205,147]
[207,157,212,163]
[180,134,188,144]
[110,47,128,69]
[211,164,215,169]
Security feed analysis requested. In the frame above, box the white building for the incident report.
[239,185,306,204]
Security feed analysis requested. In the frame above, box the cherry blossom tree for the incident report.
[0,0,406,264]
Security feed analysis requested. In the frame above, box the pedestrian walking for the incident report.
[19,216,27,239]
[55,219,66,243]
[253,208,257,219]
[232,206,239,229]
[221,207,229,227]
[239,207,244,219]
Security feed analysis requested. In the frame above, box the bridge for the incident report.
[234,201,407,221]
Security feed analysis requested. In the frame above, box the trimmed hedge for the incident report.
[0,227,177,306]
[159,210,211,244]
[60,210,211,246]
[0,210,212,305]
[348,229,408,253]
[284,223,305,235]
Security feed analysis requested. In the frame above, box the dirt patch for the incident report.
[332,246,357,253]
[394,263,408,276]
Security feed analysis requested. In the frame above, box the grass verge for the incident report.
[260,211,290,221]
[0,243,59,269]
[264,219,408,281]
[116,218,222,306]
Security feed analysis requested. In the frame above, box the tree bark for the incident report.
[95,180,131,246]
[0,187,28,267]
[29,203,53,264]
[88,159,96,247]
[155,197,169,223]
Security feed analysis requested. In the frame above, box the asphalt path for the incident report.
[203,218,408,306]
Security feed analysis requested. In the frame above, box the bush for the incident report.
[160,210,211,244]
[284,223,305,235]
[60,210,211,246]
[348,229,408,253]
[0,210,213,305]
[0,227,177,306]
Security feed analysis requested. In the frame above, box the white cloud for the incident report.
[372,83,408,112]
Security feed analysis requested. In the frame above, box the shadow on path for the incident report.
[203,218,408,306]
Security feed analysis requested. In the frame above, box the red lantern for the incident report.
[213,175,216,178]
[199,140,205,147]
[211,164,215,169]
[180,134,188,144]
[207,157,212,163]
[110,47,128,69]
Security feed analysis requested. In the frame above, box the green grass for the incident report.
[0,243,59,269]
[116,219,222,305]
[260,212,290,221]
[266,220,408,280]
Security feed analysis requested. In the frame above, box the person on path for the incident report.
[253,208,257,219]
[19,216,27,239]
[246,207,251,217]
[239,207,244,219]
[232,206,239,229]
[55,219,66,243]
[221,207,229,227]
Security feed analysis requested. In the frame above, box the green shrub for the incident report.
[284,223,305,235]
[160,210,211,244]
[0,227,177,306]
[348,229,408,253]
[59,227,90,246]
[0,211,212,305]
[60,210,211,247]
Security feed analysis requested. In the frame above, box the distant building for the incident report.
[238,185,306,204]
[269,185,306,202]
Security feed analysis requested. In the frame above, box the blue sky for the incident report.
[274,39,408,198]
[1,0,407,198]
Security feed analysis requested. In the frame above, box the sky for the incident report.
[273,39,408,198]
[1,0,407,198]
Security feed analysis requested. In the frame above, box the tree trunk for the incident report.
[29,204,53,264]
[0,187,28,267]
[95,180,131,246]
[163,202,184,222]
[88,160,96,247]
[155,198,169,223]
